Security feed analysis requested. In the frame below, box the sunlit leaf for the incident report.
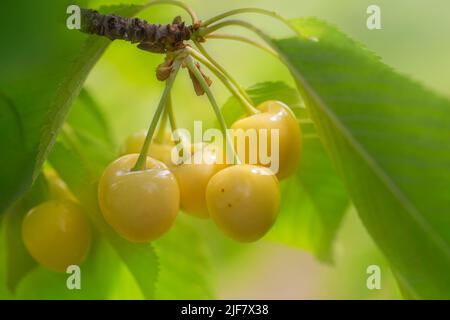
[266,138,349,262]
[67,88,116,150]
[154,216,214,299]
[273,17,450,298]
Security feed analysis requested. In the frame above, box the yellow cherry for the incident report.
[98,154,179,242]
[122,130,175,166]
[22,200,92,272]
[206,164,280,242]
[231,100,302,180]
[171,144,227,218]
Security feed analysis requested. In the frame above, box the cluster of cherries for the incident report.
[21,100,301,272]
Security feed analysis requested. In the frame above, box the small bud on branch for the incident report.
[187,62,212,96]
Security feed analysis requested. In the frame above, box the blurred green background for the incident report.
[1,0,449,299]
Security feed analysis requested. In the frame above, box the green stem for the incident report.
[193,40,253,104]
[132,60,181,171]
[167,93,177,132]
[166,93,180,143]
[186,46,259,115]
[201,7,292,30]
[185,55,240,165]
[143,0,199,23]
[205,33,278,58]
[198,20,306,116]
[199,20,297,76]
[199,20,269,39]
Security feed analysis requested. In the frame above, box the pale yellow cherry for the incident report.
[122,130,146,154]
[122,130,174,166]
[206,164,280,242]
[231,100,302,180]
[171,144,227,218]
[98,154,179,242]
[22,200,92,272]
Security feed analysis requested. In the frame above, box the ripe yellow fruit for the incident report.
[98,154,179,242]
[122,130,146,154]
[22,200,92,272]
[206,164,280,242]
[122,130,175,166]
[231,100,302,180]
[172,144,227,218]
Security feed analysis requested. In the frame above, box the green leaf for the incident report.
[154,216,214,299]
[15,238,124,299]
[3,210,37,294]
[3,174,48,293]
[0,1,145,213]
[67,88,116,150]
[66,88,117,173]
[48,140,158,299]
[265,138,349,262]
[273,17,450,298]
[0,93,33,213]
[221,81,348,261]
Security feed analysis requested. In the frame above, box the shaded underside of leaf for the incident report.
[0,1,145,213]
[0,93,34,213]
[2,174,49,293]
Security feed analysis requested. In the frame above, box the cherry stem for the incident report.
[198,20,298,81]
[166,93,182,148]
[186,46,259,115]
[201,7,292,30]
[143,0,199,24]
[132,60,181,171]
[204,33,278,58]
[154,102,168,144]
[193,40,254,104]
[199,20,272,39]
[185,55,240,165]
[167,93,177,132]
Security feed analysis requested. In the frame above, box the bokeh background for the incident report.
[2,0,449,299]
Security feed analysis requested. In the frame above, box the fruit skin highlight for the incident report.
[98,154,179,243]
[22,200,92,272]
[206,164,280,242]
[231,100,302,180]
